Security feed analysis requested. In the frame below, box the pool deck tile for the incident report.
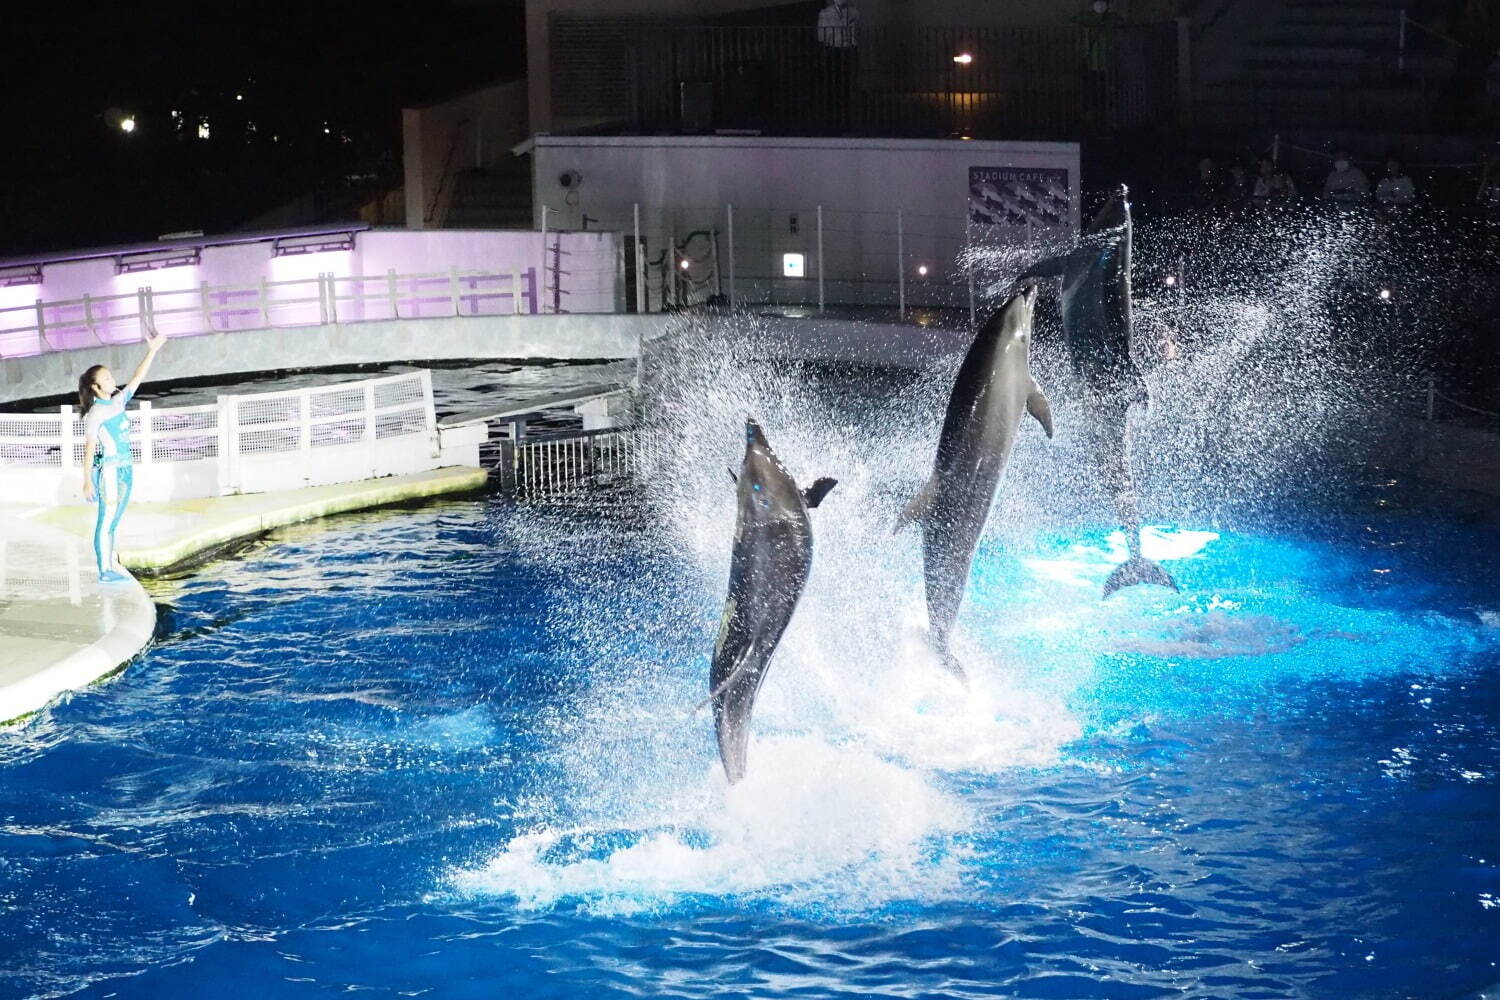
[0,465,487,722]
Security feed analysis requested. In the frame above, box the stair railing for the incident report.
[424,118,472,227]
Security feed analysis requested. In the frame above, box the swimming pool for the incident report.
[3,430,1500,998]
[4,322,1500,1000]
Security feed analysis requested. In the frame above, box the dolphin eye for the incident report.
[752,483,762,491]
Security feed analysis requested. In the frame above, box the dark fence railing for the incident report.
[550,18,1180,139]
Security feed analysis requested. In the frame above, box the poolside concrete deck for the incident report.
[0,513,156,723]
[0,465,487,722]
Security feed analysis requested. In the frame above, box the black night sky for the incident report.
[3,1,526,259]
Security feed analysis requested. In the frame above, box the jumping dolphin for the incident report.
[708,419,836,785]
[897,287,1053,684]
[1017,185,1178,597]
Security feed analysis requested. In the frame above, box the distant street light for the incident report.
[119,116,136,134]
[953,53,973,65]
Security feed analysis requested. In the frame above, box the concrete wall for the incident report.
[0,313,653,407]
[533,135,1079,303]
[402,78,530,230]
[0,310,977,409]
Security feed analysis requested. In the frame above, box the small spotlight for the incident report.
[119,116,136,134]
[1379,287,1392,301]
[1164,274,1177,287]
[953,53,973,65]
[679,259,691,270]
[235,93,244,101]
[917,264,929,276]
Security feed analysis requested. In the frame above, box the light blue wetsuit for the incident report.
[85,388,135,581]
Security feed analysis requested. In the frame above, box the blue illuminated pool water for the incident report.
[3,474,1500,998]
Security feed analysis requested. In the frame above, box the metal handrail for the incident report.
[0,266,537,358]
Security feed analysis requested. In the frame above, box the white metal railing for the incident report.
[0,267,539,359]
[0,370,445,504]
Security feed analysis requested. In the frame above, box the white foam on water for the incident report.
[450,735,970,915]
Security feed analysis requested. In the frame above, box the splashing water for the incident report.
[451,209,1496,915]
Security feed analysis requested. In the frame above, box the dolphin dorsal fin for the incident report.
[1027,384,1054,439]
[894,476,937,533]
[802,477,837,509]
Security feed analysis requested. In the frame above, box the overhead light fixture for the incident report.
[116,247,201,274]
[917,264,929,276]
[272,231,357,256]
[119,116,136,134]
[782,252,805,278]
[953,53,973,65]
[0,263,42,287]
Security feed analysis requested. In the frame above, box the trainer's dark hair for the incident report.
[77,365,106,416]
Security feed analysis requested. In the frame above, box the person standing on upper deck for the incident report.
[816,0,860,132]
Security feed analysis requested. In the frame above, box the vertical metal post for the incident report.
[317,275,329,325]
[298,392,312,474]
[327,273,339,324]
[387,268,400,319]
[1425,374,1435,421]
[200,280,213,333]
[138,401,153,466]
[711,228,723,299]
[633,203,645,314]
[259,278,271,327]
[82,294,97,345]
[1272,133,1282,168]
[816,205,825,313]
[896,209,905,319]
[540,205,550,314]
[727,203,737,309]
[512,271,522,315]
[34,299,46,351]
[448,266,461,316]
[968,270,976,328]
[59,405,74,471]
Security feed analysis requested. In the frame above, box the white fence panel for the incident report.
[0,370,450,506]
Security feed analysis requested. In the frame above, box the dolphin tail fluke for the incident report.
[935,646,971,688]
[895,477,936,534]
[802,477,837,509]
[1103,557,1178,598]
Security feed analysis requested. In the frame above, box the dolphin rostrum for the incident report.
[708,419,836,784]
[897,286,1052,684]
[1018,185,1178,597]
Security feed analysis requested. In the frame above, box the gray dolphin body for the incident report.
[898,287,1053,683]
[709,420,836,784]
[1017,186,1178,597]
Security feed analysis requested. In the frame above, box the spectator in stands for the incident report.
[1077,1,1118,125]
[1251,157,1298,205]
[1375,158,1417,207]
[1226,164,1250,205]
[1322,151,1370,204]
[816,0,860,132]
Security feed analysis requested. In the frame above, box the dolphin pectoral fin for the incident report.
[895,477,937,534]
[727,466,738,484]
[699,645,757,712]
[1102,557,1179,598]
[1027,386,1054,439]
[802,477,837,510]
